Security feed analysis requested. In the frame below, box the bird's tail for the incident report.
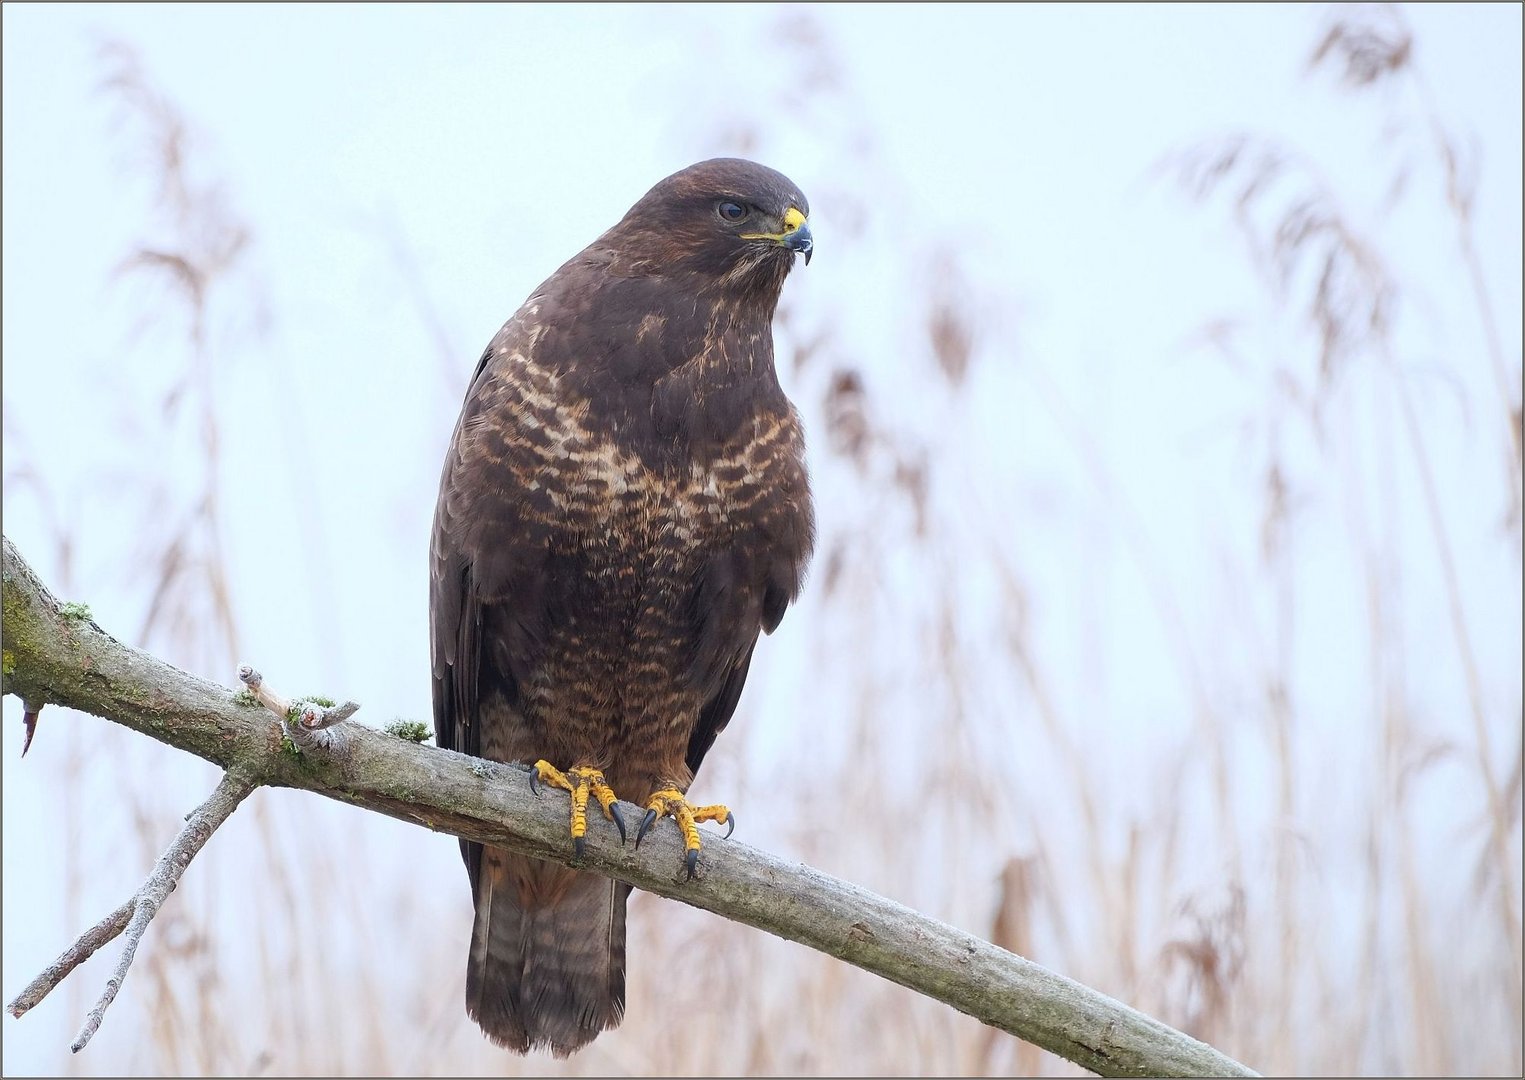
[466,847,628,1057]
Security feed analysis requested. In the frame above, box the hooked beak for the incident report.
[742,206,813,265]
[784,220,813,265]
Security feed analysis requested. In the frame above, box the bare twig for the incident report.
[0,535,1257,1077]
[6,903,133,1019]
[6,770,256,1051]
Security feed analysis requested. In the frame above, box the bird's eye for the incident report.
[718,201,748,222]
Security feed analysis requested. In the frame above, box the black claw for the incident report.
[611,805,628,845]
[723,812,736,840]
[685,848,699,880]
[528,769,540,796]
[574,835,586,859]
[635,808,658,849]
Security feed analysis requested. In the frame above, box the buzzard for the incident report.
[430,158,815,1056]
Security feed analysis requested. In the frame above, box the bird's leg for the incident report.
[635,789,734,880]
[529,761,627,855]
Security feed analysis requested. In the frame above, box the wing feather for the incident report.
[431,339,542,888]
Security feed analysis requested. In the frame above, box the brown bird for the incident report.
[429,158,815,1056]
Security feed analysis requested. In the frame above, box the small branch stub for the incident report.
[21,701,42,756]
[238,664,358,751]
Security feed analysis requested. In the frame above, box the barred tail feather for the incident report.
[466,849,628,1057]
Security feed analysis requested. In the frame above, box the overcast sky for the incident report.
[3,4,1520,1074]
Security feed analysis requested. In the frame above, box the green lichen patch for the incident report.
[383,718,432,744]
[1,650,14,679]
[285,695,337,726]
[59,601,92,621]
[232,688,261,707]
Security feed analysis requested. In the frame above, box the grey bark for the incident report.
[1,535,1257,1077]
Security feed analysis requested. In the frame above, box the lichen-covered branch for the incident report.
[1,536,1257,1077]
[7,770,256,1051]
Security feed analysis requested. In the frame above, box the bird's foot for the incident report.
[635,789,734,879]
[529,761,627,855]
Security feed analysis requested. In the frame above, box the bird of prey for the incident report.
[429,158,816,1056]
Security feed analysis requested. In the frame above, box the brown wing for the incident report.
[429,349,491,766]
[682,408,813,778]
[685,641,754,776]
[430,335,551,888]
[682,575,806,778]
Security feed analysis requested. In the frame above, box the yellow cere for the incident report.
[741,206,808,242]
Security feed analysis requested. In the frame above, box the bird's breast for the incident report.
[503,390,798,550]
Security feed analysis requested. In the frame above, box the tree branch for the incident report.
[7,770,256,1050]
[0,535,1257,1077]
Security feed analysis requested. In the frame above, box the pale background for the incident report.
[3,3,1521,1075]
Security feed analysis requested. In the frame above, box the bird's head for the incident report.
[602,158,812,301]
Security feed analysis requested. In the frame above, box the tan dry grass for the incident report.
[4,9,1520,1077]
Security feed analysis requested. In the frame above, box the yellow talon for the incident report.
[530,761,627,852]
[637,788,733,879]
[590,778,619,821]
